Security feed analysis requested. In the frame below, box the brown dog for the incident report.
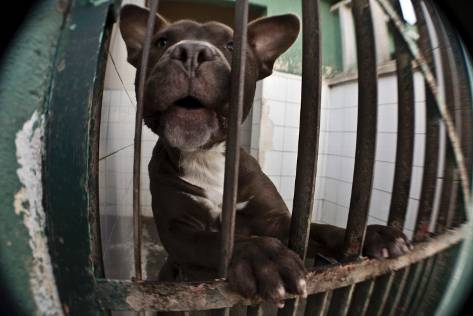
[119,4,411,310]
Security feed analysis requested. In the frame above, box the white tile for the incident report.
[378,104,397,133]
[315,177,325,200]
[324,178,338,203]
[342,83,358,107]
[369,189,391,221]
[262,74,287,102]
[272,126,284,151]
[404,198,419,233]
[376,133,397,163]
[317,154,327,177]
[367,216,385,225]
[414,71,426,102]
[415,101,426,133]
[286,78,302,103]
[329,87,345,109]
[285,199,294,211]
[343,107,358,132]
[283,127,299,152]
[341,132,357,158]
[326,156,341,179]
[328,109,344,132]
[321,201,337,226]
[280,176,295,200]
[337,181,352,208]
[326,132,343,156]
[285,102,301,127]
[373,161,395,192]
[267,100,286,126]
[378,76,398,105]
[413,133,425,166]
[409,166,424,199]
[340,157,355,182]
[263,151,283,176]
[281,152,298,176]
[335,205,349,227]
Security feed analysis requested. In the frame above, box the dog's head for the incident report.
[120,5,299,151]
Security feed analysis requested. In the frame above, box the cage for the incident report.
[0,0,472,315]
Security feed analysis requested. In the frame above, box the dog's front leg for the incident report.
[308,223,412,260]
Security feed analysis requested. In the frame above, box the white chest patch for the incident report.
[179,143,250,219]
[180,143,226,219]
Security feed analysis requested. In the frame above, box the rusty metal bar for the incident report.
[304,292,331,316]
[327,284,355,316]
[427,0,461,234]
[387,0,415,232]
[346,280,375,316]
[279,0,321,314]
[365,273,394,316]
[384,267,410,316]
[133,0,160,281]
[217,2,248,315]
[412,0,439,242]
[408,255,437,316]
[95,228,464,311]
[376,0,471,210]
[396,260,426,315]
[219,0,248,277]
[342,0,378,259]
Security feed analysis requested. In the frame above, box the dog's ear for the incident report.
[248,14,300,79]
[119,4,168,67]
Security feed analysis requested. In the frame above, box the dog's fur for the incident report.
[119,4,411,311]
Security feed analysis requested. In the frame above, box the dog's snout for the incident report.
[170,42,215,73]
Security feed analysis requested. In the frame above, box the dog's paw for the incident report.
[363,225,412,259]
[227,236,307,308]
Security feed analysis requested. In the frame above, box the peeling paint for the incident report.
[14,111,64,316]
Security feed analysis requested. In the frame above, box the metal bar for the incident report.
[346,280,375,316]
[365,273,394,316]
[376,0,471,210]
[384,267,410,316]
[219,0,248,278]
[428,0,460,233]
[326,285,354,316]
[408,255,437,316]
[386,0,415,232]
[133,0,160,281]
[279,0,321,314]
[411,0,439,242]
[304,292,332,316]
[95,228,464,311]
[396,261,426,315]
[342,0,378,259]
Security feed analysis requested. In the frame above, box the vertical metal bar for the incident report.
[346,280,375,316]
[326,285,355,316]
[342,0,378,259]
[384,267,411,316]
[216,2,248,315]
[219,0,248,278]
[426,0,460,234]
[412,0,440,243]
[408,255,437,316]
[365,273,395,316]
[387,0,415,232]
[396,260,426,315]
[304,292,332,316]
[133,0,160,281]
[279,0,321,314]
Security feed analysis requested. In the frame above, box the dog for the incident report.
[119,4,411,311]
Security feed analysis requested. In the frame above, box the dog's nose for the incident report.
[170,42,215,73]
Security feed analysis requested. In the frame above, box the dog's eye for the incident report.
[226,41,234,51]
[157,37,168,48]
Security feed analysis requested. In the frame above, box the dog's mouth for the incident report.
[174,96,206,110]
